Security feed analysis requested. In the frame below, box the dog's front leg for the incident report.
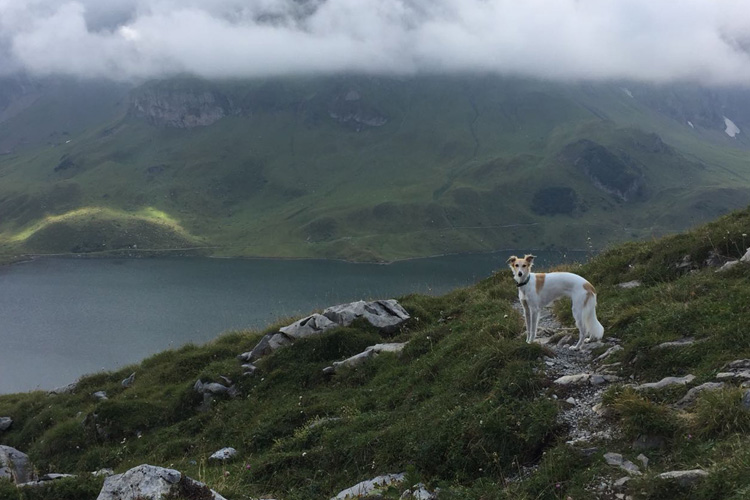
[521,299,531,342]
[528,307,540,343]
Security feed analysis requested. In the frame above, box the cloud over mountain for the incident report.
[1,0,750,84]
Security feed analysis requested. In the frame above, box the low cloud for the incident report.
[1,0,750,85]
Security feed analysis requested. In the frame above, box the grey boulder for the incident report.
[323,299,410,333]
[674,382,725,409]
[209,447,237,461]
[0,445,35,484]
[0,417,11,432]
[280,313,338,340]
[122,372,136,388]
[657,469,709,486]
[332,473,405,499]
[96,464,226,500]
[634,374,695,391]
[325,343,408,373]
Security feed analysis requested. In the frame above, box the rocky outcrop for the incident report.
[122,372,136,388]
[715,359,750,381]
[209,447,237,461]
[323,300,410,334]
[634,374,695,391]
[603,452,641,476]
[674,382,724,409]
[657,469,709,486]
[193,378,239,410]
[48,382,77,395]
[617,280,641,289]
[96,464,226,500]
[331,472,405,499]
[323,342,408,374]
[238,299,410,372]
[130,87,236,128]
[328,90,388,131]
[654,338,696,349]
[0,445,35,484]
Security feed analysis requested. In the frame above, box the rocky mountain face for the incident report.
[129,87,237,128]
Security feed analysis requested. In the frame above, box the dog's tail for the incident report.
[584,293,604,341]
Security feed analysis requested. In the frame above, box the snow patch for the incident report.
[724,116,740,137]
[687,121,694,128]
[621,87,633,98]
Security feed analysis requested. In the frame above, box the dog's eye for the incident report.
[522,264,527,268]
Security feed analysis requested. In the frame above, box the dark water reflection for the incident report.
[0,251,586,393]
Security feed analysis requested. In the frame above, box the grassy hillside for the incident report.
[2,205,750,499]
[2,76,750,262]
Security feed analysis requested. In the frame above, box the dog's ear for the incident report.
[506,255,518,265]
[524,254,536,264]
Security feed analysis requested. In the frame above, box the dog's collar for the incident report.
[516,275,531,287]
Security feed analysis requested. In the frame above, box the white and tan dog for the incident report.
[508,254,604,350]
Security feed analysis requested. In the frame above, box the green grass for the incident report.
[2,207,750,498]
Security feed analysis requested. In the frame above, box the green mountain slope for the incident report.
[2,76,750,261]
[1,206,749,499]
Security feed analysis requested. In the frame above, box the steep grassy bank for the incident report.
[1,206,750,499]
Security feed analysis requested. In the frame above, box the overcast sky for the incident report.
[1,0,750,85]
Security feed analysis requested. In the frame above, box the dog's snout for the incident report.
[518,272,523,277]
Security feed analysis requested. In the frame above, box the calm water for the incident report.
[0,251,584,393]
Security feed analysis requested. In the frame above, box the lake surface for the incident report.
[0,251,585,393]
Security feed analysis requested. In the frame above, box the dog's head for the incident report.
[507,254,535,283]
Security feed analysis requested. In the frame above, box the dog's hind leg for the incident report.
[569,303,586,351]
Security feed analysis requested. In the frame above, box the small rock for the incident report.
[93,391,108,401]
[241,363,258,376]
[654,338,696,349]
[657,469,709,487]
[92,468,114,477]
[565,397,577,405]
[332,473,405,499]
[614,476,631,488]
[617,280,641,289]
[0,417,12,432]
[675,382,724,409]
[726,359,750,370]
[322,366,335,375]
[554,373,591,385]
[716,260,740,272]
[400,482,437,499]
[604,452,623,466]
[716,370,750,380]
[634,374,695,391]
[556,335,573,348]
[595,345,624,362]
[329,343,408,373]
[590,374,607,385]
[48,382,77,395]
[121,372,136,388]
[741,247,750,263]
[636,454,649,468]
[209,447,237,461]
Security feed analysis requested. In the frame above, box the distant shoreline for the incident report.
[0,246,592,268]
